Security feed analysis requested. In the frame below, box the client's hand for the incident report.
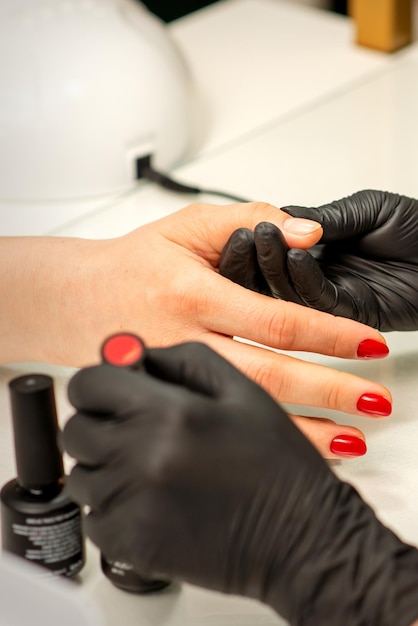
[61,202,393,458]
[219,190,418,331]
[63,342,418,626]
[5,201,391,458]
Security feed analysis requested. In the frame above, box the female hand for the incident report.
[219,190,418,331]
[63,342,418,626]
[1,201,391,458]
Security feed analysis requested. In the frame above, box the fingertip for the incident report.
[290,414,367,460]
[254,221,281,236]
[230,227,254,249]
[357,393,392,417]
[329,434,367,458]
[357,338,390,359]
[282,217,323,248]
[287,248,309,262]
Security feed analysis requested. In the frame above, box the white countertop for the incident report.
[1,1,418,624]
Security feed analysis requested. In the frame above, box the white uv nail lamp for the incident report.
[0,0,194,235]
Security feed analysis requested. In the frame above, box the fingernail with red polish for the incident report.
[330,435,367,457]
[357,393,392,416]
[357,339,389,359]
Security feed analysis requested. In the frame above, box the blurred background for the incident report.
[140,0,348,23]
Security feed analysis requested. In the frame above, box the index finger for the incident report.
[199,271,388,359]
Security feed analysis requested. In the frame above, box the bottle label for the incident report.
[2,504,84,577]
[101,555,170,593]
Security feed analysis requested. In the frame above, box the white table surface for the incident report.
[1,1,418,624]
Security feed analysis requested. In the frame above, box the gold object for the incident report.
[349,0,413,52]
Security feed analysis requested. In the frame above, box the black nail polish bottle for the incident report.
[100,555,170,593]
[0,374,85,578]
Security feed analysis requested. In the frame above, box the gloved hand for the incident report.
[219,190,418,331]
[63,341,418,626]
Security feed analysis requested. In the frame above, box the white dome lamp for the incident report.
[0,0,194,234]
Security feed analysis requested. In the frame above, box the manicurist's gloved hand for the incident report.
[219,190,418,331]
[63,342,418,626]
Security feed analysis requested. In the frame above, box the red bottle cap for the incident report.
[101,333,145,368]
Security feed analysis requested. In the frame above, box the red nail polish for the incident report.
[330,435,367,457]
[357,339,389,359]
[357,393,392,416]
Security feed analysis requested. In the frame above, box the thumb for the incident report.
[163,201,323,251]
[146,342,251,399]
[67,364,155,415]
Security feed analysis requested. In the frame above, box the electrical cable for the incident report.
[136,158,251,203]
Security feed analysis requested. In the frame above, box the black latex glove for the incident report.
[219,190,418,331]
[63,342,418,626]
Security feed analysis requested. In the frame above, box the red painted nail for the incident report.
[330,435,367,457]
[357,339,389,359]
[357,393,392,416]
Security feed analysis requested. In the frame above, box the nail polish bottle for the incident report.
[99,333,170,593]
[0,374,85,578]
[100,555,169,593]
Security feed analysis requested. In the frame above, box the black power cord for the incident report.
[136,155,251,203]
